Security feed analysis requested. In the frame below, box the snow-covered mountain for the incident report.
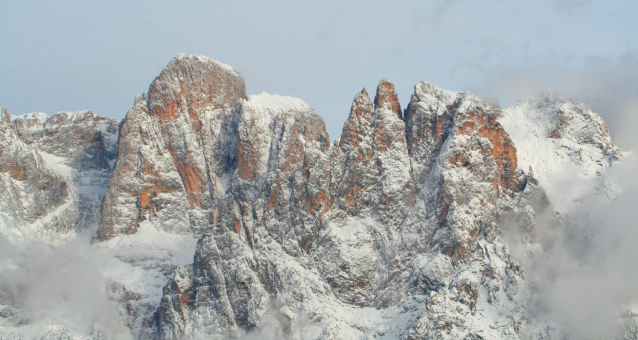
[0,54,631,339]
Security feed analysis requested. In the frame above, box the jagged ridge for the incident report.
[0,54,623,340]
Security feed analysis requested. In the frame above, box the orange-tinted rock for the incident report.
[453,109,519,193]
[334,80,414,224]
[237,141,259,181]
[268,183,281,211]
[339,88,373,152]
[309,190,329,216]
[374,78,402,118]
[169,150,203,207]
[7,165,25,181]
[404,83,524,264]
[148,54,246,122]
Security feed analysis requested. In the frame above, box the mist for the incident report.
[522,155,637,338]
[474,48,638,338]
[0,235,131,338]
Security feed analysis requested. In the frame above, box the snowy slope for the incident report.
[500,92,621,212]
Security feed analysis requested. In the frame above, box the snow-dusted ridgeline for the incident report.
[0,54,628,340]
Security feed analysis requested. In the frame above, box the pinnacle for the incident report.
[374,78,401,118]
[1,108,9,123]
[352,87,373,105]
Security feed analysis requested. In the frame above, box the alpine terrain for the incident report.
[0,54,631,339]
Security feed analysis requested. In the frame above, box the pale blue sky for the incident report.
[1,1,637,146]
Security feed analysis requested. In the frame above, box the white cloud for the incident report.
[0,236,132,338]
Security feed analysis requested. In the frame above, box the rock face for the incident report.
[12,110,119,231]
[1,108,118,240]
[319,80,415,307]
[404,82,523,262]
[145,61,533,339]
[0,108,77,239]
[156,93,332,339]
[0,54,625,340]
[100,54,247,240]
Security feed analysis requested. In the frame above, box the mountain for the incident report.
[0,54,628,339]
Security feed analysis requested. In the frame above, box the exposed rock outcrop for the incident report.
[0,108,78,240]
[100,54,246,240]
[154,74,531,339]
[12,110,119,231]
[0,54,624,340]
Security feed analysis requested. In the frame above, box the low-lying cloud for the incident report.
[486,52,638,338]
[525,156,638,338]
[0,235,130,338]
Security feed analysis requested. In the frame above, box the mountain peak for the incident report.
[1,107,10,123]
[373,78,401,118]
[170,53,238,75]
[1,54,628,340]
[148,54,246,121]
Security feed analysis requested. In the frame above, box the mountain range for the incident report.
[0,54,630,340]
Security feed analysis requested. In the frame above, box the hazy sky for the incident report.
[1,0,637,143]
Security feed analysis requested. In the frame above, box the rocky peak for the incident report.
[338,88,374,153]
[333,80,414,220]
[11,110,120,232]
[403,82,523,263]
[1,107,9,123]
[3,54,630,340]
[319,80,415,307]
[522,91,620,160]
[17,111,119,171]
[100,54,251,240]
[148,53,246,123]
[500,91,621,211]
[373,78,402,118]
[11,112,48,144]
[404,81,460,183]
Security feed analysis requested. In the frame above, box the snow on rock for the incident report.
[0,54,627,340]
[0,109,121,338]
[0,108,79,242]
[500,91,621,212]
[152,75,535,340]
[100,53,247,240]
[10,109,119,234]
[249,92,311,111]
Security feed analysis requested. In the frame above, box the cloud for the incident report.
[501,154,638,339]
[480,49,638,338]
[0,236,132,338]
[473,52,638,150]
[525,155,638,339]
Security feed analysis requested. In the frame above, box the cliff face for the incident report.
[134,57,532,339]
[156,92,333,338]
[100,54,247,240]
[0,108,77,239]
[0,108,118,240]
[0,54,624,340]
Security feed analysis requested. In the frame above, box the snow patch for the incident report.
[10,112,48,123]
[249,92,311,111]
[39,151,73,178]
[500,100,616,211]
